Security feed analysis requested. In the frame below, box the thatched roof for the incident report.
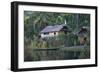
[40,24,69,33]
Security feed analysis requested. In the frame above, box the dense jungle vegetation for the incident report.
[24,11,90,61]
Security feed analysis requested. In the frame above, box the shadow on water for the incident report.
[24,46,90,62]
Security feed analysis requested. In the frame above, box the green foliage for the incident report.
[24,11,90,48]
[24,11,90,40]
[24,11,90,61]
[66,33,79,46]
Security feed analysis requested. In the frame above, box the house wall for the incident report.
[59,31,65,35]
[41,32,59,38]
[78,36,86,45]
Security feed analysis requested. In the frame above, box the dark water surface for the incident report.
[24,46,90,61]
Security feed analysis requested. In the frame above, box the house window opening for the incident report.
[54,32,56,35]
[44,32,49,35]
